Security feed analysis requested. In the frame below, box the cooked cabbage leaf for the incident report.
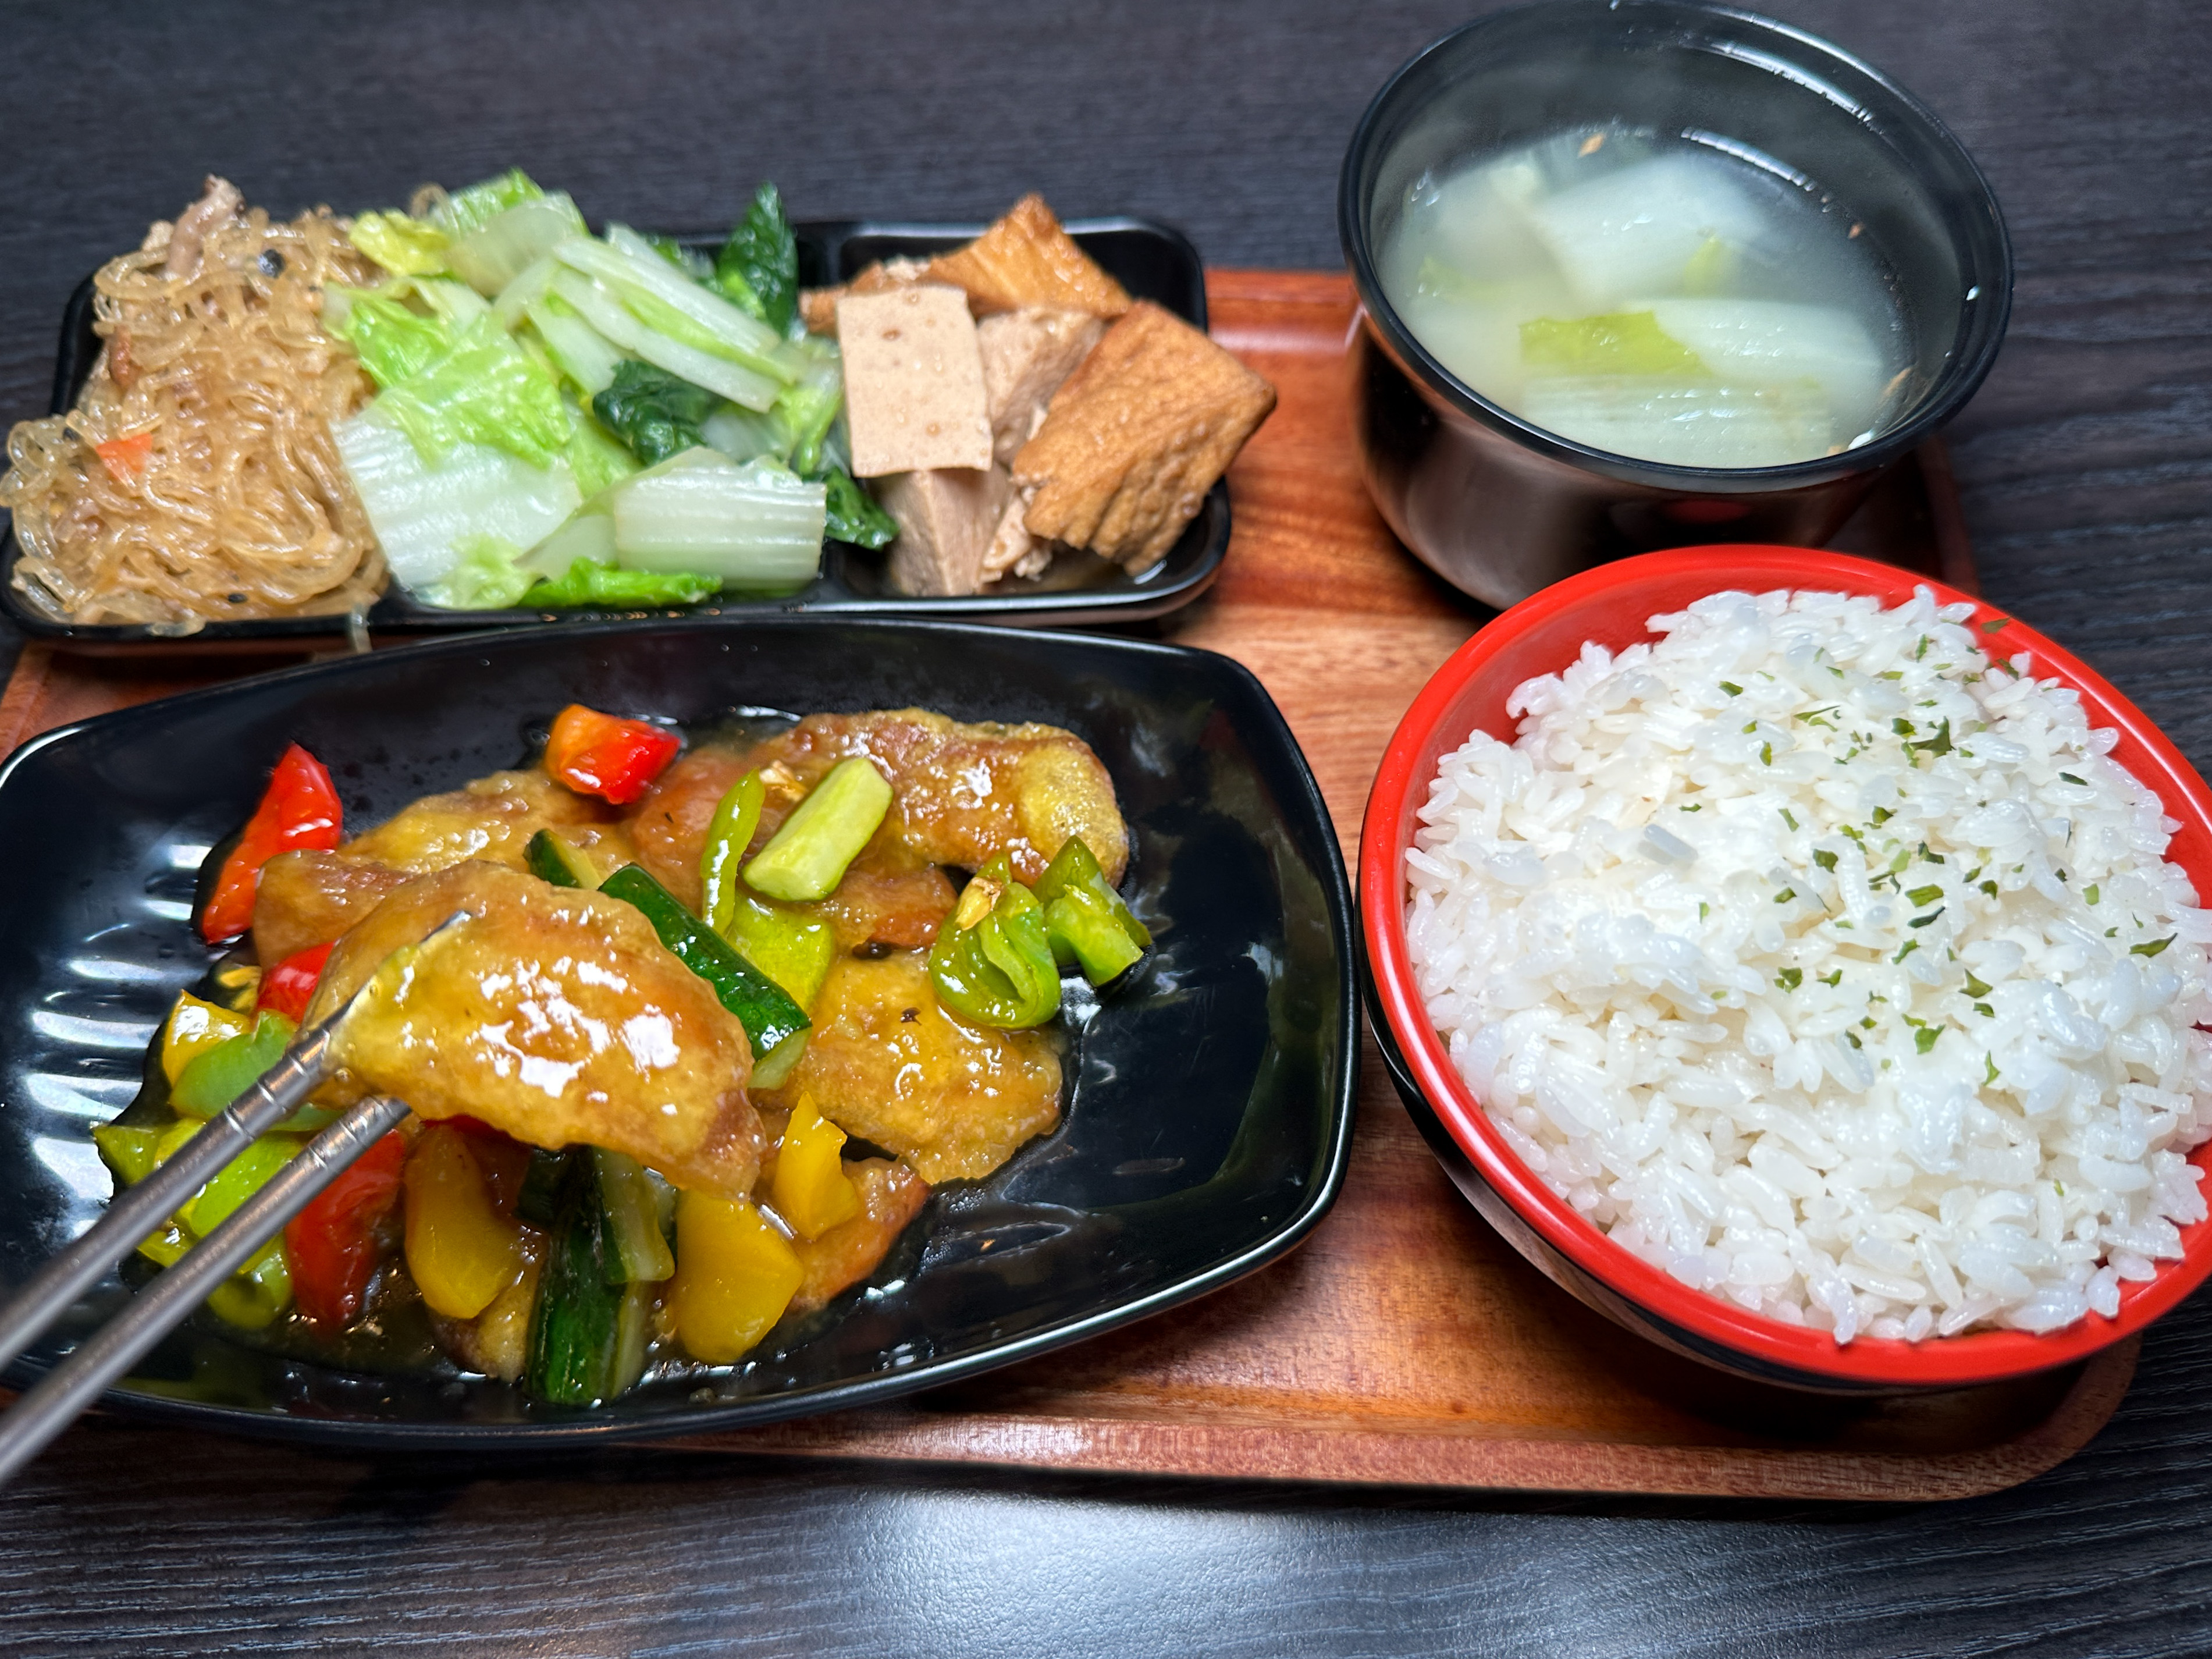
[350,211,450,277]
[520,557,721,608]
[565,408,644,499]
[818,466,897,549]
[375,315,574,469]
[420,534,536,610]
[1520,311,1707,377]
[332,294,453,389]
[712,182,800,339]
[592,360,719,467]
[432,169,547,239]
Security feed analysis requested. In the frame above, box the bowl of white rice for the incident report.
[1360,546,2212,1391]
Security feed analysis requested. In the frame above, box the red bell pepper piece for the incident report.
[257,941,335,1024]
[542,704,680,805]
[200,744,343,943]
[283,1128,407,1328]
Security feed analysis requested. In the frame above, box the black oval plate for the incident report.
[1,218,1226,651]
[0,618,1356,1448]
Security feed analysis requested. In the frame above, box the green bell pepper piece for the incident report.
[95,1114,304,1318]
[699,770,766,937]
[184,1131,306,1237]
[1034,836,1151,985]
[720,893,835,1013]
[169,1012,333,1131]
[92,1122,163,1188]
[927,855,1064,1029]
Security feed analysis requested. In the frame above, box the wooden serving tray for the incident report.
[0,270,2133,1501]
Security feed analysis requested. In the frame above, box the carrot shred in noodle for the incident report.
[0,183,387,633]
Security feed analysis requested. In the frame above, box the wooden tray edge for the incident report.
[663,1336,2138,1502]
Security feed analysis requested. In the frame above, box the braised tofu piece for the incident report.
[815,859,956,953]
[253,850,412,967]
[1015,300,1276,574]
[623,744,956,951]
[924,195,1132,318]
[977,307,1106,467]
[743,707,1128,884]
[623,747,752,911]
[878,464,1012,595]
[308,861,765,1199]
[837,286,993,477]
[788,1158,931,1313]
[343,770,619,875]
[251,769,631,963]
[762,952,1062,1183]
[980,492,1050,584]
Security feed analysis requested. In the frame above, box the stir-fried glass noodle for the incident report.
[0,179,387,633]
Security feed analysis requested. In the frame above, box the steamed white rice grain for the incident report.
[1404,586,2212,1342]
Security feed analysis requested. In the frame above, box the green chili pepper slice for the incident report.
[699,769,766,937]
[928,855,1064,1029]
[1034,836,1150,985]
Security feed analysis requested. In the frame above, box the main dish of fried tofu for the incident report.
[812,194,1277,596]
[102,702,1150,1406]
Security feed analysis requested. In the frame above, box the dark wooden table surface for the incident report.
[4,2,2211,1653]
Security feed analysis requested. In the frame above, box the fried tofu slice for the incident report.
[254,851,413,967]
[977,307,1107,467]
[1013,300,1276,574]
[837,286,994,477]
[307,861,766,1199]
[788,1158,931,1313]
[878,464,1013,595]
[251,770,632,965]
[741,707,1128,884]
[924,194,1132,318]
[623,745,955,950]
[762,952,1061,1183]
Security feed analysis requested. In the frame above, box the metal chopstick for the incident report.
[0,1092,413,1488]
[0,1017,342,1378]
[0,910,466,1379]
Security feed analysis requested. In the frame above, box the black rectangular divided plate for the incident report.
[0,218,1226,649]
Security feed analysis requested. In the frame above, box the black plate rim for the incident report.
[0,613,1360,1450]
[0,215,1228,648]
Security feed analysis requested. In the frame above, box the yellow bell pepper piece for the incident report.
[668,1193,802,1363]
[770,1096,861,1241]
[161,992,251,1085]
[404,1125,524,1319]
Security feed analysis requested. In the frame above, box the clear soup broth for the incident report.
[1380,126,1910,470]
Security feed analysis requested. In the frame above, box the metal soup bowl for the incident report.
[1339,0,2012,609]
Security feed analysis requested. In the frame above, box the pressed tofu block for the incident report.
[877,466,1014,596]
[977,307,1106,467]
[1015,300,1276,574]
[837,286,994,477]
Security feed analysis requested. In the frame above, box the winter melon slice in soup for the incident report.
[1380,125,1909,468]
